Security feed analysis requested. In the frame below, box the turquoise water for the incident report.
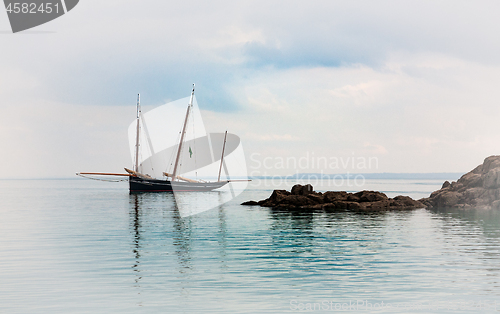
[1,179,500,313]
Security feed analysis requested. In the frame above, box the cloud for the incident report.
[2,0,500,110]
[201,54,500,174]
[245,133,303,142]
[2,1,500,177]
[0,100,131,178]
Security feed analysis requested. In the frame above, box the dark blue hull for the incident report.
[129,176,228,192]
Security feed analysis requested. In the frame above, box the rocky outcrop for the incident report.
[242,184,424,211]
[420,155,500,209]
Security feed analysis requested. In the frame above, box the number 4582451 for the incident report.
[5,2,60,14]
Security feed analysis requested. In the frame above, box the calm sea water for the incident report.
[1,179,500,313]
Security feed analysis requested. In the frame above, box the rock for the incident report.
[259,200,275,207]
[246,156,500,211]
[281,195,316,206]
[322,203,337,210]
[242,185,424,211]
[332,201,349,209]
[485,188,500,203]
[300,204,324,210]
[346,202,364,210]
[471,164,483,174]
[483,168,500,189]
[451,181,463,190]
[307,194,324,204]
[347,194,361,202]
[356,190,389,202]
[366,200,391,210]
[418,198,432,208]
[291,184,313,196]
[436,191,460,207]
[492,200,500,210]
[463,187,485,202]
[482,156,500,174]
[422,155,500,209]
[457,172,482,188]
[323,191,348,202]
[393,195,423,208]
[241,200,259,205]
[269,190,290,203]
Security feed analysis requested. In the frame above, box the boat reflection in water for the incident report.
[130,194,142,286]
[128,192,230,287]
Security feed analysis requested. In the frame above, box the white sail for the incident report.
[127,92,249,217]
[78,87,249,218]
[127,96,207,179]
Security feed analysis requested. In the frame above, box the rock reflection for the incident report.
[268,209,315,255]
[431,207,500,239]
[429,208,500,272]
[266,208,409,266]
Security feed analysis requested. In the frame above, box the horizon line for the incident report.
[0,172,465,181]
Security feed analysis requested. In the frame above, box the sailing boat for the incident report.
[78,84,243,192]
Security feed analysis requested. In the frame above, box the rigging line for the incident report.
[146,155,155,178]
[191,103,198,180]
[206,132,215,163]
[222,160,236,198]
[144,126,156,176]
[166,124,183,174]
[172,87,194,181]
[140,113,155,155]
[134,94,141,172]
[177,102,195,178]
[136,110,157,177]
[77,174,128,182]
[134,141,139,173]
[176,126,186,176]
[138,135,143,174]
[178,144,184,175]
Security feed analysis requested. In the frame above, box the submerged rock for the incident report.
[420,155,500,209]
[242,184,424,211]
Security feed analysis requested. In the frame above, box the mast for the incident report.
[172,84,195,181]
[218,131,228,182]
[134,94,141,173]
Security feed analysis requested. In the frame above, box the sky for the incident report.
[1,0,500,178]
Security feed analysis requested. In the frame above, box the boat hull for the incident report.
[129,176,229,192]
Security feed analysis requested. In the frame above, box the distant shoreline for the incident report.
[249,172,463,181]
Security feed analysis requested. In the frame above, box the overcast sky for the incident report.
[1,0,500,178]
